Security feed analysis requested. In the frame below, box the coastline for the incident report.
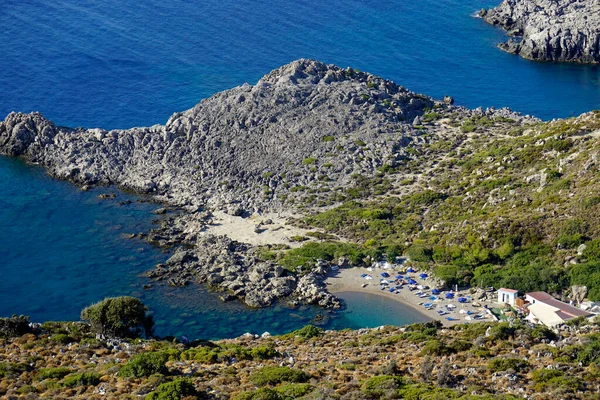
[326,267,498,327]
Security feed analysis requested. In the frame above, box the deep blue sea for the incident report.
[1,0,599,338]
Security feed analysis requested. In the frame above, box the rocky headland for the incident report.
[480,0,600,63]
[4,59,600,314]
[0,59,534,310]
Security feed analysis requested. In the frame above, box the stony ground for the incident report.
[1,320,600,399]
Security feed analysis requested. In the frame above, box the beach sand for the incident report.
[203,211,312,247]
[326,266,498,327]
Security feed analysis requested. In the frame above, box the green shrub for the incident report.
[17,385,37,395]
[302,158,316,165]
[532,368,563,384]
[361,375,403,397]
[50,334,76,345]
[0,315,31,339]
[406,245,433,263]
[0,362,31,378]
[62,372,100,387]
[419,340,451,356]
[488,358,530,372]
[293,325,322,339]
[276,383,313,398]
[250,346,279,360]
[118,351,170,378]
[322,135,335,142]
[461,123,475,133]
[233,388,281,400]
[145,378,197,400]
[250,366,310,386]
[583,239,600,261]
[81,296,154,338]
[38,367,71,380]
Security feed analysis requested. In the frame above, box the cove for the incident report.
[0,157,426,339]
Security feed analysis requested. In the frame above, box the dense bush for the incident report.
[145,378,198,400]
[118,351,171,378]
[180,344,278,364]
[0,315,31,338]
[250,366,310,386]
[80,296,154,338]
[62,372,100,387]
[488,358,530,373]
[293,325,322,339]
[361,375,404,397]
[38,367,71,380]
[406,245,433,262]
[233,388,281,400]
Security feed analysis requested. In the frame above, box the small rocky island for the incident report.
[481,0,600,63]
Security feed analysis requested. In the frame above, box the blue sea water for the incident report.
[0,0,599,130]
[1,0,599,338]
[0,157,428,339]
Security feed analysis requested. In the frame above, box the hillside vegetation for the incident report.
[2,316,600,399]
[279,110,600,299]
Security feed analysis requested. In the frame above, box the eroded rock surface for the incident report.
[481,0,600,63]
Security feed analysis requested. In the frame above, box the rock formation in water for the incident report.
[480,0,600,63]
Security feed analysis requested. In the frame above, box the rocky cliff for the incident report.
[481,0,600,63]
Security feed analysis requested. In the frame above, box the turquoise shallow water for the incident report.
[0,157,429,339]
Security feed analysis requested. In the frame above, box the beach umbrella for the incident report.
[419,273,428,279]
[445,293,454,299]
[381,272,390,278]
[408,279,417,285]
[407,268,416,273]
[431,289,440,295]
[395,275,403,279]
[458,297,467,303]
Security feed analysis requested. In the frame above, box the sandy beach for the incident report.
[203,211,312,247]
[326,266,499,327]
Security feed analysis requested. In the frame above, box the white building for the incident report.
[525,292,594,327]
[497,288,518,306]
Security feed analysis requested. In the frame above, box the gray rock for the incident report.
[481,0,600,63]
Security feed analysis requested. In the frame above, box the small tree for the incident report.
[80,296,153,338]
[419,356,434,383]
[436,358,452,387]
[0,315,31,338]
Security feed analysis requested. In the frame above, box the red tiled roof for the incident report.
[526,292,553,301]
[499,288,518,294]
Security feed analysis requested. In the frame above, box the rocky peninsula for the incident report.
[0,59,531,311]
[4,59,600,315]
[480,0,600,63]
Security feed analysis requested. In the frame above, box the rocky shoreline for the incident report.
[145,234,341,309]
[480,0,600,63]
[0,59,535,311]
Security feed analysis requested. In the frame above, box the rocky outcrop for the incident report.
[480,0,600,63]
[145,235,341,309]
[0,59,440,214]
